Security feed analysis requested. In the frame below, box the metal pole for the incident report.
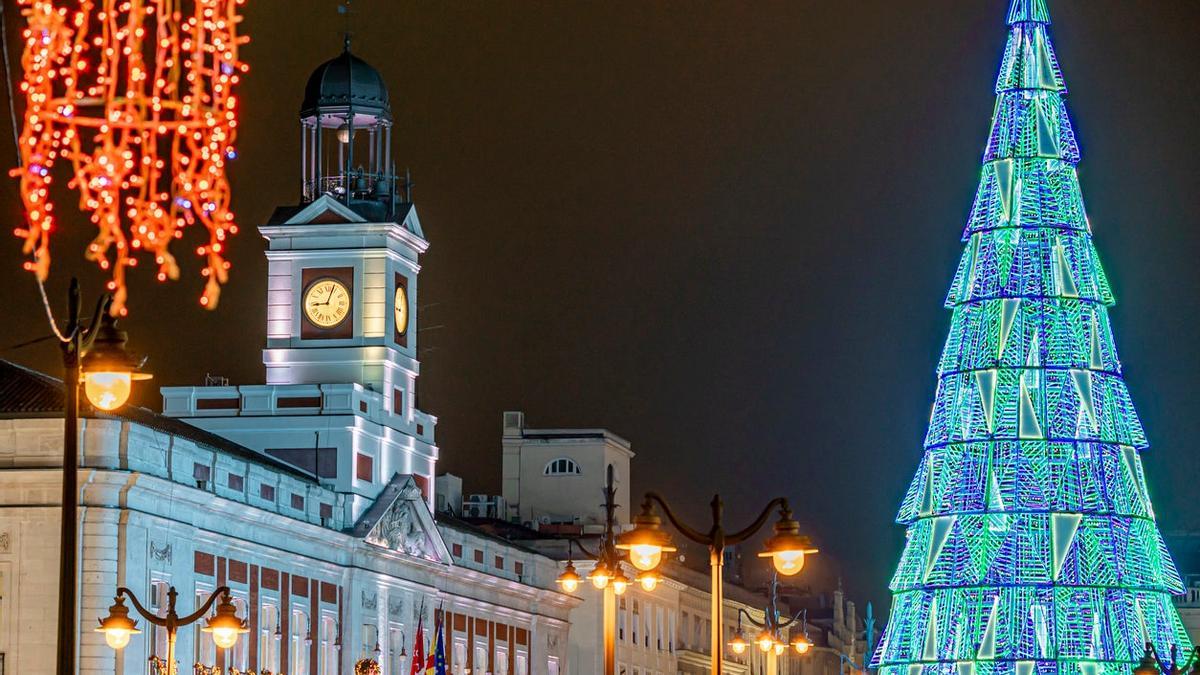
[55,280,81,675]
[166,628,177,675]
[603,584,616,675]
[710,545,724,675]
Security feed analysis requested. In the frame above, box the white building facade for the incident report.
[0,46,578,675]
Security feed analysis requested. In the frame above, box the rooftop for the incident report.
[0,359,315,482]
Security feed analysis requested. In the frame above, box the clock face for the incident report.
[303,278,351,329]
[394,285,409,336]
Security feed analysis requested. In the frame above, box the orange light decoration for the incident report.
[10,0,249,314]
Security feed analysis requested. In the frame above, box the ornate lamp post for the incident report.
[727,575,811,675]
[554,464,634,675]
[50,279,151,674]
[96,585,248,674]
[616,492,817,675]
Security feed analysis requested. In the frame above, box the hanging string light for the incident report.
[10,0,249,314]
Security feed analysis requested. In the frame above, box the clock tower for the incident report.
[162,46,438,515]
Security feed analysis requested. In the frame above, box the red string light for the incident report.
[10,0,248,314]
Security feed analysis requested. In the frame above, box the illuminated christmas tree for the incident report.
[873,3,1192,675]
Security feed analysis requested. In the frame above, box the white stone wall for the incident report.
[0,416,576,674]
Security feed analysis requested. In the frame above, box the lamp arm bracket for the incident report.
[776,611,805,631]
[569,538,599,561]
[727,497,789,545]
[644,492,710,546]
[79,293,112,353]
[177,585,232,627]
[736,607,767,629]
[115,587,169,628]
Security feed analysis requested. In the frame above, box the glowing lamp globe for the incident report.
[774,642,786,656]
[84,372,132,411]
[589,561,612,590]
[617,506,677,571]
[556,562,582,594]
[336,123,357,144]
[95,596,141,651]
[756,630,775,653]
[636,569,661,592]
[792,636,812,655]
[611,569,630,596]
[80,313,151,411]
[201,594,248,649]
[729,633,749,655]
[758,514,817,577]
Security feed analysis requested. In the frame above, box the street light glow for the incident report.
[758,511,817,577]
[94,596,141,650]
[84,371,132,411]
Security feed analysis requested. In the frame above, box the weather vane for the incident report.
[338,0,354,50]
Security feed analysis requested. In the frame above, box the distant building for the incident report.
[1166,531,1200,644]
[460,411,882,675]
[435,473,463,516]
[501,410,634,530]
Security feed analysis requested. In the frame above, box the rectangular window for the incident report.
[356,453,374,482]
[150,579,170,657]
[389,624,406,675]
[193,463,211,485]
[265,447,338,478]
[474,549,484,564]
[632,601,639,645]
[514,561,524,577]
[363,624,379,662]
[228,473,244,491]
[452,543,463,558]
[195,586,216,665]
[393,388,404,415]
[260,484,276,501]
[260,604,281,672]
[495,555,504,570]
[495,648,509,675]
[278,395,322,409]
[291,493,305,510]
[228,594,250,669]
[320,502,333,520]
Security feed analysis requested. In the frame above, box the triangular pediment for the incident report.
[400,206,424,238]
[284,195,369,226]
[351,474,451,564]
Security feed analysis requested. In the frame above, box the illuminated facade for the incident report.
[873,2,1191,675]
[0,44,578,674]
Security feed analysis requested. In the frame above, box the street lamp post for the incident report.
[96,585,248,675]
[49,279,151,675]
[616,493,817,675]
[727,576,810,675]
[555,465,637,675]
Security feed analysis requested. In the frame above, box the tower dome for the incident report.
[300,48,390,120]
[296,42,407,218]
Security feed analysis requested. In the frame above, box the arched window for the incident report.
[543,458,581,476]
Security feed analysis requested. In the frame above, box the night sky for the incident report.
[2,1,1200,613]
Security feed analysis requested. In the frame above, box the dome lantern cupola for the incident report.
[299,42,405,219]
